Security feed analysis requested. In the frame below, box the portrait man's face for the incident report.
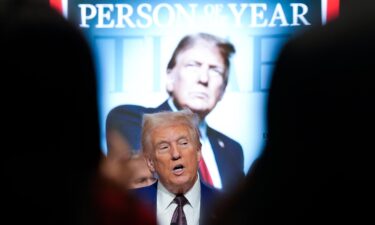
[146,124,201,194]
[167,40,226,119]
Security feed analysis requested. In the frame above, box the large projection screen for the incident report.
[52,0,340,174]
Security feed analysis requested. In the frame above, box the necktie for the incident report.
[198,129,214,187]
[199,157,214,186]
[170,195,188,225]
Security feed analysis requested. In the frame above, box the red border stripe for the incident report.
[49,0,63,14]
[327,0,340,22]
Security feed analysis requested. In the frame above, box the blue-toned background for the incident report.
[68,0,323,174]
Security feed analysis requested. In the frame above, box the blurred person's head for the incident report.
[166,33,235,120]
[101,130,132,190]
[99,142,131,191]
[106,129,132,160]
[100,147,156,190]
[127,153,157,189]
[104,121,156,189]
[141,109,201,194]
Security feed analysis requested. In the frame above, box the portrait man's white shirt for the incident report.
[157,175,201,225]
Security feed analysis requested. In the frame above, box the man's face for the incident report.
[146,124,201,194]
[167,41,226,119]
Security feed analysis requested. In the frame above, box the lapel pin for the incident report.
[218,139,225,148]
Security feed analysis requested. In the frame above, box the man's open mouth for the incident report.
[172,164,184,175]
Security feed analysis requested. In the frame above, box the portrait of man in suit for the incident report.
[131,109,220,225]
[106,32,245,191]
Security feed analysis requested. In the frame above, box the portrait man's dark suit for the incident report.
[130,181,221,225]
[106,100,245,191]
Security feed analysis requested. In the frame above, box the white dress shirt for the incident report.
[168,98,223,189]
[157,177,201,225]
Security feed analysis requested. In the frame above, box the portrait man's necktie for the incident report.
[170,195,188,225]
[199,157,213,186]
[198,129,214,186]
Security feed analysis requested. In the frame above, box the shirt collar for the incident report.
[167,97,179,112]
[198,121,207,140]
[184,174,201,210]
[157,181,176,211]
[157,175,201,211]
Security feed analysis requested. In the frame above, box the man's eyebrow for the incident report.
[209,64,224,69]
[177,135,189,141]
[186,60,201,65]
[155,134,189,145]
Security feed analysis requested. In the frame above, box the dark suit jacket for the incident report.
[129,181,221,225]
[106,100,245,191]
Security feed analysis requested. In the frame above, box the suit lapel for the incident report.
[200,182,218,225]
[206,127,226,177]
[155,100,172,111]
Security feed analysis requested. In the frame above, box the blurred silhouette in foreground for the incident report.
[209,1,375,224]
[1,1,155,225]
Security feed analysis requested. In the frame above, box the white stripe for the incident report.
[62,0,68,18]
[321,0,327,25]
